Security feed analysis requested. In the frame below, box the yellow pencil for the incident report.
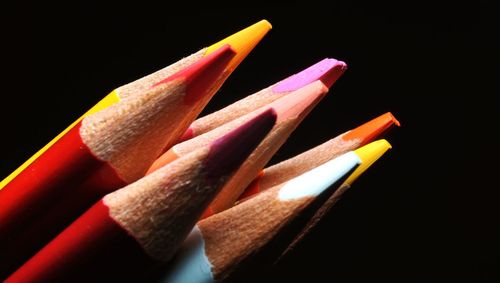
[0,20,271,190]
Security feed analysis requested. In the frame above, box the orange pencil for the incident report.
[148,80,331,217]
[238,112,400,200]
[0,46,235,278]
[6,110,277,283]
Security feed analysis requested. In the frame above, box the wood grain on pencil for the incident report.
[239,112,400,200]
[5,109,277,283]
[149,81,330,217]
[159,150,363,283]
[280,139,392,259]
[0,45,236,279]
[179,58,347,142]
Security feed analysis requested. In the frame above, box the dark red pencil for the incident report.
[0,45,236,278]
[6,109,277,283]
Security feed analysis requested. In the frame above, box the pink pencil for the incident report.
[178,58,347,142]
[148,80,331,217]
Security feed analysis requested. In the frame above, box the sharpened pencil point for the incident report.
[319,60,348,89]
[146,149,180,174]
[345,139,392,185]
[204,109,277,178]
[177,127,194,143]
[154,44,236,104]
[273,58,347,92]
[273,81,329,122]
[278,151,361,200]
[343,112,400,145]
[206,20,272,72]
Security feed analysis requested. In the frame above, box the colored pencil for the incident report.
[179,58,346,142]
[158,142,390,283]
[0,20,271,191]
[148,80,330,217]
[5,109,277,283]
[0,45,235,278]
[238,112,400,200]
[280,139,392,259]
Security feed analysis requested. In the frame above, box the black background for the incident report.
[1,1,498,282]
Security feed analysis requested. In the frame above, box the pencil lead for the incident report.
[273,80,329,122]
[4,110,277,283]
[149,81,329,175]
[273,58,347,92]
[175,58,348,143]
[158,149,362,283]
[279,139,393,259]
[343,112,400,145]
[204,81,330,214]
[206,20,272,72]
[204,109,277,178]
[344,139,392,186]
[319,59,348,88]
[154,44,236,104]
[278,151,361,200]
[178,127,194,142]
[147,108,277,176]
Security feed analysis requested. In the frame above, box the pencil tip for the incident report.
[344,139,392,185]
[320,59,348,89]
[272,80,329,122]
[278,151,361,200]
[204,109,277,178]
[206,20,271,72]
[273,58,347,92]
[343,112,400,145]
[154,44,236,105]
[146,149,180,174]
[177,127,194,143]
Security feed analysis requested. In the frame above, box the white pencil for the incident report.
[158,149,369,283]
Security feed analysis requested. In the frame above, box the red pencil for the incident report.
[6,109,277,283]
[0,45,235,278]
